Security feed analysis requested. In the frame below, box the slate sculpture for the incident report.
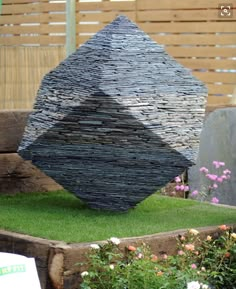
[18,16,207,211]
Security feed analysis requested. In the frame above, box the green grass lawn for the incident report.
[0,190,235,243]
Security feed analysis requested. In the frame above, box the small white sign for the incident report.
[0,253,41,289]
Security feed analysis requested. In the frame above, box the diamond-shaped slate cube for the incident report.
[18,16,207,211]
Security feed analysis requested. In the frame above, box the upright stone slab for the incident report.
[189,108,236,206]
[18,16,207,211]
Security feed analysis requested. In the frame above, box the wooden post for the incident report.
[135,0,138,24]
[66,0,76,57]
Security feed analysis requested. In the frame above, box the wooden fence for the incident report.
[0,46,65,109]
[0,0,236,109]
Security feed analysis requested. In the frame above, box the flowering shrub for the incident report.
[191,161,231,204]
[171,175,190,198]
[173,161,231,204]
[79,225,236,289]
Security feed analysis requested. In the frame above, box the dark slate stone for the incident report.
[18,15,207,211]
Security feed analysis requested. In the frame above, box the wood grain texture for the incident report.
[0,153,62,194]
[0,47,66,109]
[1,0,235,106]
[0,110,30,153]
[137,0,236,9]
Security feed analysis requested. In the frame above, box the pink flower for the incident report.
[185,244,195,251]
[217,177,224,182]
[213,183,218,189]
[137,253,143,259]
[191,264,197,269]
[175,185,181,191]
[178,250,185,255]
[175,176,181,183]
[211,197,219,204]
[191,190,198,196]
[162,254,168,260]
[213,161,220,169]
[223,169,231,175]
[213,161,225,169]
[199,167,209,173]
[206,174,218,181]
[219,224,229,231]
[180,185,185,191]
[184,185,189,192]
[151,254,158,261]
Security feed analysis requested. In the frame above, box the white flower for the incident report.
[109,264,115,270]
[187,281,201,289]
[201,284,209,289]
[90,244,100,249]
[189,229,199,235]
[109,237,120,245]
[231,233,236,239]
[81,271,89,277]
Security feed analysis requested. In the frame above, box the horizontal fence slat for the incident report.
[152,34,236,45]
[0,36,65,45]
[137,0,236,10]
[78,34,236,46]
[207,95,232,105]
[139,22,236,33]
[179,59,236,70]
[0,14,39,24]
[78,11,136,23]
[137,10,234,22]
[0,24,66,35]
[3,0,49,3]
[207,84,235,95]
[0,13,66,25]
[193,72,236,84]
[2,3,65,14]
[77,22,236,34]
[77,23,105,33]
[77,1,136,11]
[77,35,92,45]
[166,47,236,58]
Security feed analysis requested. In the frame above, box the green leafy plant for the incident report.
[79,226,236,289]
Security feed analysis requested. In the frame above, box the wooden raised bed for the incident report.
[0,110,62,194]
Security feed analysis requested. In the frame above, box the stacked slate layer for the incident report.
[18,16,207,211]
